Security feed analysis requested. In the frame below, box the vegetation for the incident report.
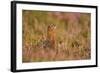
[22,10,91,62]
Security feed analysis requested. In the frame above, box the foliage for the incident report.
[22,10,91,62]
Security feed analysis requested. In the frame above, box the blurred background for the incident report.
[22,10,91,62]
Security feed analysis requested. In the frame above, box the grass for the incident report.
[22,10,91,62]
